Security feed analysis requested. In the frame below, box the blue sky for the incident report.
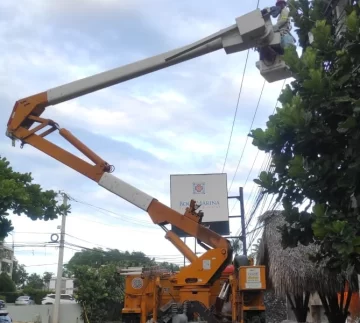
[1,0,290,275]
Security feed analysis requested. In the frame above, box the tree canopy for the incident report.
[0,272,16,293]
[64,248,180,275]
[12,261,28,288]
[67,248,180,322]
[250,0,360,273]
[74,264,124,323]
[0,156,69,240]
[26,273,44,290]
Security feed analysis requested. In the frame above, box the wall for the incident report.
[286,293,328,323]
[49,278,74,295]
[6,304,83,323]
[0,245,14,277]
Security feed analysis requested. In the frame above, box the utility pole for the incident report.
[239,187,247,256]
[52,192,67,323]
[228,187,247,256]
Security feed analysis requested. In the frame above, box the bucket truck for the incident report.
[6,6,288,323]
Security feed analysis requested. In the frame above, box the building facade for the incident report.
[0,244,14,277]
[48,277,74,295]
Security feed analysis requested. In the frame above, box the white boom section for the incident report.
[46,9,281,106]
[98,173,154,211]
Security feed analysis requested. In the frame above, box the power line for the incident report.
[228,79,266,193]
[65,233,113,250]
[68,194,155,228]
[222,50,250,173]
[228,79,266,194]
[70,214,158,233]
[25,263,61,267]
[221,0,262,173]
[12,232,54,235]
[240,79,287,219]
[243,150,260,190]
[63,242,184,262]
[231,77,286,243]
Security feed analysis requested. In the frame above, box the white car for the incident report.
[15,296,35,305]
[41,294,76,305]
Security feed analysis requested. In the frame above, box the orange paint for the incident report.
[337,283,360,320]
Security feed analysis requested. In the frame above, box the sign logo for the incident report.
[193,182,205,194]
[131,277,143,289]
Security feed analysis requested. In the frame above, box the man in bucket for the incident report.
[273,0,295,50]
[259,0,296,62]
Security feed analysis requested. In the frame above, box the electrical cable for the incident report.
[221,0,262,173]
[67,194,155,228]
[231,77,286,246]
[63,242,184,262]
[25,263,62,267]
[65,233,114,250]
[228,79,266,194]
[65,233,185,260]
[222,50,251,173]
[241,78,287,222]
[70,215,158,234]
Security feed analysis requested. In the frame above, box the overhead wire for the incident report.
[244,79,288,247]
[67,194,156,229]
[221,50,251,173]
[25,263,61,267]
[228,80,266,217]
[221,0,262,173]
[228,79,266,196]
[63,241,184,262]
[230,77,287,251]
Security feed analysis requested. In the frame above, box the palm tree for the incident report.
[230,238,243,256]
[42,272,54,290]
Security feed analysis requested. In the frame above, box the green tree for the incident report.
[230,238,243,255]
[67,248,179,321]
[250,1,360,273]
[42,272,53,290]
[0,156,70,240]
[0,272,16,293]
[27,273,44,289]
[12,261,28,288]
[74,264,124,323]
[65,248,179,276]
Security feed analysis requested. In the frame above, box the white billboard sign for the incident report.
[170,173,229,222]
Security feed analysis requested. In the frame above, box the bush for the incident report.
[0,273,16,293]
[22,287,54,304]
[0,289,55,304]
[0,295,6,301]
[1,292,21,303]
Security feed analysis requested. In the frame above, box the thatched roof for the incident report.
[256,210,359,297]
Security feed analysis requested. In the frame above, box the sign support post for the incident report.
[228,186,247,256]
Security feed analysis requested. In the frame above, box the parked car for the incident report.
[14,296,35,305]
[0,301,5,309]
[0,309,12,322]
[41,294,76,305]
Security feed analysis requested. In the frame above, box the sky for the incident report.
[0,0,291,276]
